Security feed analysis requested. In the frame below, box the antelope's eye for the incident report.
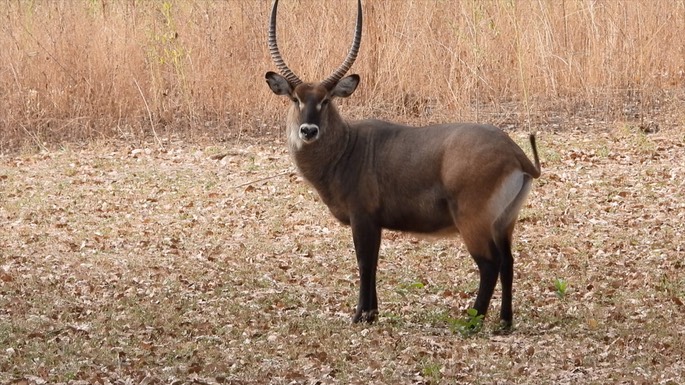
[290,97,299,104]
[321,99,330,107]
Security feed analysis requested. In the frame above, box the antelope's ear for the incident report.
[265,71,293,96]
[331,74,360,98]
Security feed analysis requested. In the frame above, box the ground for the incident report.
[1,124,684,384]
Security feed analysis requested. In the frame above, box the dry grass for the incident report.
[1,0,684,151]
[1,121,684,383]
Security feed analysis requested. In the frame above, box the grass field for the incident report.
[2,0,685,384]
[2,122,684,383]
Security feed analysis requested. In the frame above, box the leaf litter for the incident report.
[0,124,684,384]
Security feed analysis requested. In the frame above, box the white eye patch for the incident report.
[296,99,327,111]
[317,99,329,111]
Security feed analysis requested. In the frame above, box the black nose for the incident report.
[300,125,319,140]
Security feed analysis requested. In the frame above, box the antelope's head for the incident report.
[265,0,362,148]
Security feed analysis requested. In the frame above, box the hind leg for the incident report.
[497,235,514,328]
[496,179,532,329]
[451,201,502,321]
[471,240,502,318]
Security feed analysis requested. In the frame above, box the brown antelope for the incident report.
[265,0,541,329]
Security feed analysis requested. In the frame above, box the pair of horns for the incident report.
[268,0,362,90]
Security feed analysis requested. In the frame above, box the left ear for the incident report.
[331,74,360,98]
[265,71,293,96]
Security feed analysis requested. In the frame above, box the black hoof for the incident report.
[352,309,378,324]
[493,320,514,335]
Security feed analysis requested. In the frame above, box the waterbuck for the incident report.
[265,0,541,329]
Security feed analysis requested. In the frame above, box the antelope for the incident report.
[265,0,541,329]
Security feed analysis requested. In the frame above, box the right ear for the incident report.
[330,74,360,98]
[265,71,293,96]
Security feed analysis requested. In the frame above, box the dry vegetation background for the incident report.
[0,0,683,150]
[1,0,685,384]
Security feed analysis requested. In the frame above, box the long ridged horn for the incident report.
[320,0,362,90]
[268,0,302,86]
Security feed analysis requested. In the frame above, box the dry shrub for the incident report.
[1,0,683,151]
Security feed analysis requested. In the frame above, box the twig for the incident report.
[18,122,48,152]
[132,76,164,149]
[19,22,85,88]
[231,170,293,189]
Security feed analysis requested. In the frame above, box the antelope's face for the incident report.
[265,0,362,148]
[265,73,360,146]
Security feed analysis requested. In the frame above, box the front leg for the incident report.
[350,215,382,323]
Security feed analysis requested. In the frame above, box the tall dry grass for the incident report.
[1,0,683,151]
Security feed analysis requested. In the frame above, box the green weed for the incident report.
[554,278,568,299]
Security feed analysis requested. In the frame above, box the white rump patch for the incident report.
[488,170,529,228]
